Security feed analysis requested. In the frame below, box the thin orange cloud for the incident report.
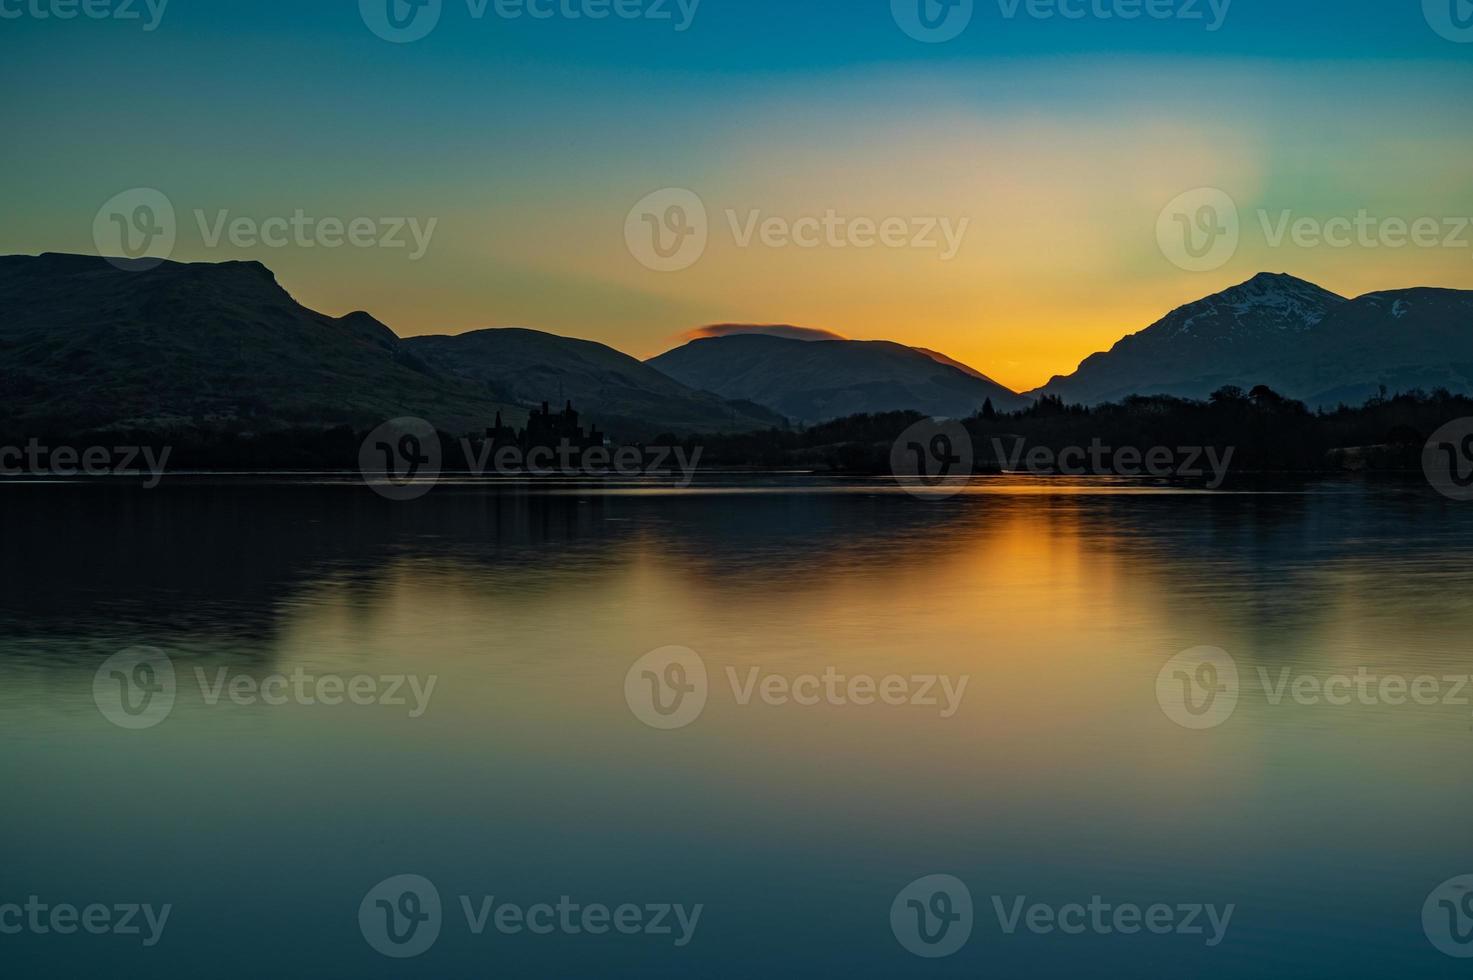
[682,323,847,343]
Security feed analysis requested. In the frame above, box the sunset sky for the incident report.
[3,0,1471,391]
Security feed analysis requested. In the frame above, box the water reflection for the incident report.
[2,477,1472,978]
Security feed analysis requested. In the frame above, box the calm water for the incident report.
[2,475,1473,978]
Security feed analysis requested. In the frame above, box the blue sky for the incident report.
[3,0,1470,388]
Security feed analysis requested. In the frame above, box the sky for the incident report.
[3,0,1471,391]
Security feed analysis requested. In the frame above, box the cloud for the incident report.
[683,323,846,343]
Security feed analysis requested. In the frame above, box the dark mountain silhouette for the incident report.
[1031,273,1348,404]
[1032,273,1473,407]
[0,253,527,434]
[405,328,783,438]
[8,254,1470,445]
[1287,287,1473,406]
[647,333,1030,424]
[911,347,1005,384]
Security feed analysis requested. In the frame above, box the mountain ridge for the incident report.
[6,254,1471,439]
[0,252,530,434]
[648,332,1030,424]
[1029,273,1473,407]
[404,327,784,439]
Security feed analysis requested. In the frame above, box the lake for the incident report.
[2,475,1472,978]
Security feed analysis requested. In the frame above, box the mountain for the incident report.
[1287,287,1473,406]
[912,347,1004,384]
[13,253,1467,444]
[647,333,1030,424]
[1032,273,1348,405]
[0,253,532,435]
[1031,273,1473,407]
[404,329,784,438]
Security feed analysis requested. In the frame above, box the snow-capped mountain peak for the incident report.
[1171,273,1347,338]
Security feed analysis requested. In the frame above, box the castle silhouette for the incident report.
[487,401,606,453]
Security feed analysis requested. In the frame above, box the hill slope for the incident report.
[405,328,784,438]
[1032,273,1473,407]
[647,334,1030,424]
[1032,273,1348,405]
[0,253,526,434]
[1286,287,1473,406]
